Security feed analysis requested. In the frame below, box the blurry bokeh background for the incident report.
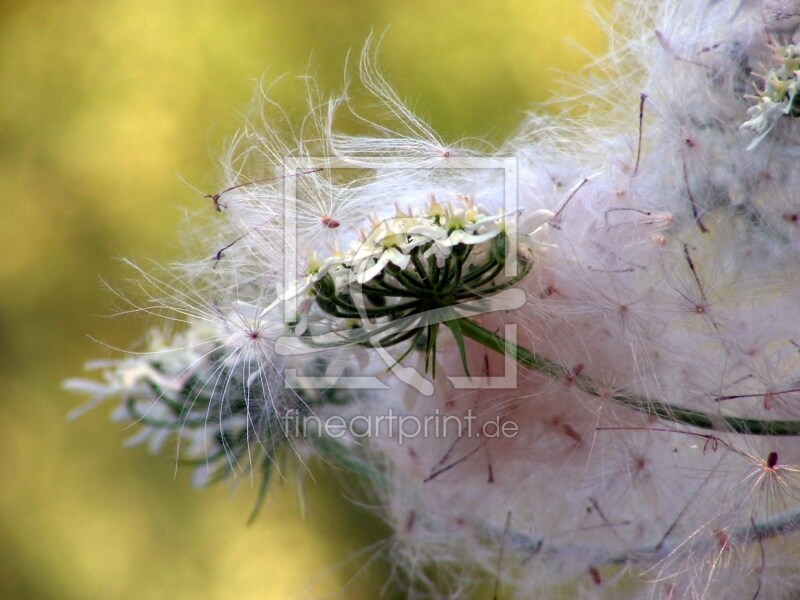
[0,1,607,598]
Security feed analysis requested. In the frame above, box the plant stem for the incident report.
[458,318,800,436]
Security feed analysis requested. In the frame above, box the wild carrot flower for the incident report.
[741,42,800,148]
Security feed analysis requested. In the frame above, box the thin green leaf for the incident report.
[446,317,471,379]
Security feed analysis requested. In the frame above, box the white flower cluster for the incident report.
[64,293,357,491]
[65,325,258,487]
[351,197,518,283]
[291,196,552,304]
[741,43,800,148]
[286,196,554,377]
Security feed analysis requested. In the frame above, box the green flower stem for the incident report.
[457,318,800,436]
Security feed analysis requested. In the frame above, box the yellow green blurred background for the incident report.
[0,2,607,598]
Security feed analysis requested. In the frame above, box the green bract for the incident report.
[294,197,553,376]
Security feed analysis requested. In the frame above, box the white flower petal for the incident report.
[356,255,389,283]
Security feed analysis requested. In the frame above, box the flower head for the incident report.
[295,196,553,375]
[741,43,800,149]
